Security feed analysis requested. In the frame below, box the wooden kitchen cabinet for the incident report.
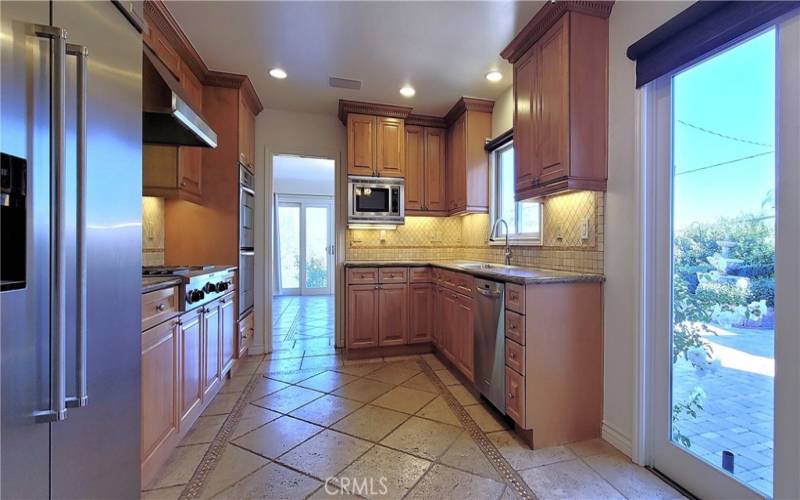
[444,98,493,215]
[237,310,254,358]
[379,283,408,346]
[503,4,610,200]
[346,284,380,348]
[238,94,256,172]
[347,114,377,176]
[178,308,203,428]
[405,125,447,215]
[345,113,405,177]
[454,293,474,382]
[202,300,221,399]
[376,117,404,177]
[143,20,181,79]
[220,293,236,375]
[439,288,458,362]
[177,64,204,197]
[408,283,433,343]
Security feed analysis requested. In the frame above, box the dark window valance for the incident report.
[627,1,800,88]
[485,128,513,152]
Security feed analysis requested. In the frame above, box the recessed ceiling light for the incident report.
[485,70,503,82]
[269,68,287,79]
[399,85,416,97]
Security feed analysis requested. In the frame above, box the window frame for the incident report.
[488,139,543,246]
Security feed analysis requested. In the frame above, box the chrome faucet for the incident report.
[491,218,512,265]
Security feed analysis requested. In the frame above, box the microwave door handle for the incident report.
[34,25,68,423]
[66,43,89,409]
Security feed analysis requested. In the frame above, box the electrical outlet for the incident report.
[581,218,590,240]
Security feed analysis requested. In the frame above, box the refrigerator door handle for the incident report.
[66,43,89,409]
[33,24,69,423]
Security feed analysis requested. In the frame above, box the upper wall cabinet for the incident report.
[340,100,413,178]
[405,116,447,216]
[238,93,257,173]
[444,98,493,215]
[501,2,612,200]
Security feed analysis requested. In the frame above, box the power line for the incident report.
[677,120,773,148]
[674,150,774,176]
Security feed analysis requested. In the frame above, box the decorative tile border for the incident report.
[416,359,538,500]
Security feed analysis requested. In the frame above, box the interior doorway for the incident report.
[271,154,336,356]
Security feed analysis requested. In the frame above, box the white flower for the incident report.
[709,358,722,373]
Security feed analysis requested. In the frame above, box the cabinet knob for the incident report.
[180,181,187,187]
[156,303,166,311]
[510,352,516,359]
[508,392,514,399]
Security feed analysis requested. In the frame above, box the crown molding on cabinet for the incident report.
[443,97,495,126]
[500,1,614,63]
[337,100,414,125]
[144,0,263,114]
[406,114,447,129]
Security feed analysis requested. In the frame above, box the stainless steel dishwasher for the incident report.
[473,278,506,413]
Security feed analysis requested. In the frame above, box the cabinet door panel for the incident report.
[221,296,235,374]
[404,125,424,211]
[456,293,474,381]
[376,117,404,178]
[447,115,467,211]
[347,114,376,176]
[424,127,447,212]
[379,284,407,346]
[409,283,433,343]
[179,311,202,427]
[347,285,379,348]
[141,320,178,461]
[203,303,221,398]
[537,15,569,183]
[178,147,202,196]
[440,290,458,362]
[514,48,538,192]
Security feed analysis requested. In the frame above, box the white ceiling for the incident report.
[165,1,543,116]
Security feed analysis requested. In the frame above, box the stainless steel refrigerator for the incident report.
[1,1,142,497]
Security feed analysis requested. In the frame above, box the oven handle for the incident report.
[241,185,255,196]
[240,250,255,256]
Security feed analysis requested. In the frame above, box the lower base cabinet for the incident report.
[378,283,408,346]
[238,310,254,358]
[408,283,433,343]
[179,308,203,429]
[221,296,236,373]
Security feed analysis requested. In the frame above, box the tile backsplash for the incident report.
[142,196,165,267]
[346,191,604,274]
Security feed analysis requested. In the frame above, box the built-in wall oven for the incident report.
[239,165,255,316]
[347,176,404,224]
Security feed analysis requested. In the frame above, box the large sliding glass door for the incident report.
[648,14,800,499]
[275,195,334,296]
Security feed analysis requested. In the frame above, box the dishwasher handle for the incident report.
[476,286,502,298]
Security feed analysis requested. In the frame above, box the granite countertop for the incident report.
[142,276,184,294]
[344,260,604,285]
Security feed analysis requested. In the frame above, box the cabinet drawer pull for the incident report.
[508,392,514,399]
[509,352,516,359]
[156,303,166,312]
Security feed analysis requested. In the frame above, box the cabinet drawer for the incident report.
[347,267,379,284]
[409,267,432,283]
[505,282,525,314]
[142,286,179,331]
[453,272,474,294]
[505,367,526,426]
[504,310,525,345]
[379,267,408,283]
[505,339,525,375]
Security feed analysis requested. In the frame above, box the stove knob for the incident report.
[190,290,204,303]
[204,282,217,293]
[186,290,195,304]
[218,281,228,291]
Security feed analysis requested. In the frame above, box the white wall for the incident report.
[273,155,336,196]
[604,1,690,458]
[254,108,346,353]
[491,86,514,138]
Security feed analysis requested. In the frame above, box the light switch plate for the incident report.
[581,218,590,240]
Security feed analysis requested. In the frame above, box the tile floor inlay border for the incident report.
[179,361,265,500]
[416,359,539,500]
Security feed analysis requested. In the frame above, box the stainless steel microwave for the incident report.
[347,176,405,224]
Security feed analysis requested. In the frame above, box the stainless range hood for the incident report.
[142,46,217,148]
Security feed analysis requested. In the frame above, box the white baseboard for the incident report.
[602,421,633,458]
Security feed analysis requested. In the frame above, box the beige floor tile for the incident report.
[306,484,362,499]
[499,485,519,500]
[297,370,359,393]
[567,438,619,458]
[416,396,462,427]
[141,485,184,500]
[277,429,373,480]
[421,353,447,370]
[338,445,431,500]
[406,464,505,500]
[434,368,461,386]
[149,443,208,489]
[218,374,251,394]
[365,365,420,385]
[448,384,481,405]
[301,354,344,370]
[202,392,241,416]
[198,445,269,499]
[332,378,394,403]
[246,376,290,402]
[332,405,410,442]
[265,349,304,360]
[342,357,385,366]
[400,372,439,394]
[267,368,324,385]
[289,394,364,427]
[251,385,323,414]
[259,356,302,374]
[383,354,422,365]
[464,403,510,433]
[519,459,624,500]
[487,430,576,471]
[439,433,502,481]
[233,357,263,376]
[371,386,436,414]
[230,404,281,440]
[181,415,226,446]
[232,415,322,458]
[213,462,321,499]
[336,361,385,377]
[380,416,462,460]
[583,451,684,499]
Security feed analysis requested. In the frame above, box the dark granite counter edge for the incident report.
[343,261,605,285]
[142,277,183,294]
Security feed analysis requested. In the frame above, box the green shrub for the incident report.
[676,264,714,293]
[730,264,774,278]
[674,216,774,269]
[695,281,749,308]
[748,278,775,307]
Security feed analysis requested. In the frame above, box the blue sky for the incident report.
[673,28,776,231]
